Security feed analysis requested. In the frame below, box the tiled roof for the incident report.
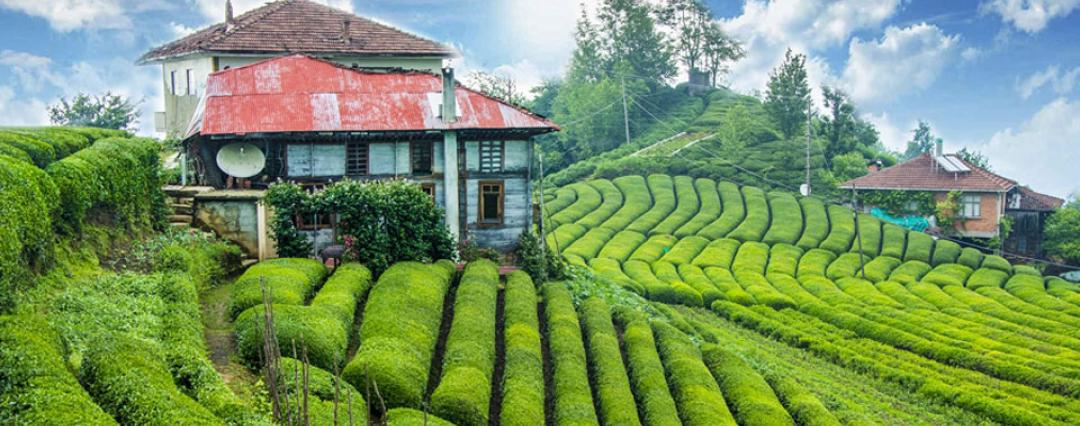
[842,153,1016,192]
[188,55,558,137]
[1015,186,1065,211]
[139,0,454,64]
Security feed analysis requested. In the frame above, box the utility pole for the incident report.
[538,151,546,251]
[851,185,866,279]
[621,77,631,146]
[804,101,812,196]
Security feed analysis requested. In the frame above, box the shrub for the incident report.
[956,247,985,270]
[589,258,645,294]
[578,179,624,228]
[516,230,565,284]
[732,241,769,274]
[0,315,114,425]
[766,244,804,276]
[229,258,327,318]
[931,240,962,266]
[698,181,745,239]
[0,141,34,163]
[863,256,902,283]
[431,260,499,426]
[628,234,679,263]
[12,127,90,159]
[500,272,545,426]
[80,335,221,425]
[876,281,938,310]
[674,178,721,237]
[0,130,56,167]
[548,224,588,253]
[600,176,652,231]
[624,260,674,303]
[763,191,803,245]
[0,156,58,309]
[903,231,934,263]
[825,252,871,281]
[728,186,770,242]
[835,277,902,307]
[889,260,932,285]
[820,205,855,253]
[981,255,1012,273]
[579,298,642,425]
[542,283,600,426]
[700,345,794,426]
[922,263,973,288]
[796,249,836,278]
[797,275,861,306]
[678,264,725,305]
[546,186,578,217]
[597,231,647,262]
[704,267,755,305]
[671,281,705,307]
[880,224,908,259]
[765,273,822,306]
[616,316,681,426]
[764,375,841,426]
[652,321,737,426]
[384,408,456,426]
[796,197,829,250]
[652,176,701,235]
[551,182,602,226]
[274,357,367,425]
[734,271,797,309]
[1005,274,1080,317]
[627,174,677,234]
[850,214,882,257]
[690,238,741,269]
[565,227,617,261]
[657,236,709,265]
[967,268,1009,290]
[343,261,455,409]
[1013,264,1041,277]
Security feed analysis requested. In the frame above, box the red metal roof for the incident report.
[189,55,558,137]
[842,153,1016,192]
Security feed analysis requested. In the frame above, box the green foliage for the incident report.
[600,176,652,231]
[579,298,641,425]
[1044,202,1080,265]
[820,205,855,253]
[727,186,769,242]
[0,155,58,310]
[691,238,740,269]
[431,261,499,426]
[831,152,868,182]
[552,182,602,226]
[766,244,804,276]
[700,344,794,426]
[732,241,768,274]
[579,179,624,228]
[0,315,115,425]
[343,261,454,409]
[628,174,677,233]
[566,227,617,261]
[863,256,902,283]
[981,254,1012,273]
[500,272,545,426]
[797,249,837,278]
[48,92,140,131]
[0,130,56,167]
[657,235,709,265]
[273,358,366,425]
[765,49,811,139]
[763,191,802,245]
[764,375,840,426]
[675,178,721,237]
[922,263,973,288]
[10,127,91,159]
[652,321,737,426]
[517,229,566,284]
[616,314,681,425]
[851,214,882,258]
[903,231,934,263]
[796,197,829,250]
[629,234,679,263]
[229,258,327,319]
[597,230,647,263]
[903,120,941,160]
[652,176,700,235]
[699,181,745,239]
[384,408,456,426]
[955,247,985,269]
[542,283,599,425]
[880,224,907,258]
[858,190,935,216]
[123,229,242,292]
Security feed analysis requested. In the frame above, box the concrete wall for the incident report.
[194,195,261,257]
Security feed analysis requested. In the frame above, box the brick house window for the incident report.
[479,141,504,173]
[411,142,433,174]
[959,195,981,218]
[346,142,368,176]
[479,181,504,224]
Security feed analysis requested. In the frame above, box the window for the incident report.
[959,195,981,218]
[411,142,433,174]
[287,143,346,177]
[479,141,504,173]
[420,183,436,201]
[170,71,177,95]
[185,69,194,95]
[346,142,369,176]
[479,181,504,224]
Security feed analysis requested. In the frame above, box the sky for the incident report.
[0,0,1078,198]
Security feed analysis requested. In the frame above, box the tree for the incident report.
[903,120,941,160]
[701,22,744,87]
[764,49,811,139]
[1044,200,1080,265]
[820,86,856,166]
[831,152,869,182]
[596,0,676,86]
[568,9,607,83]
[660,0,709,74]
[465,70,525,105]
[48,92,140,131]
[956,147,992,170]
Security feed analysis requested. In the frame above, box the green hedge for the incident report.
[565,227,617,261]
[732,241,768,274]
[903,231,934,263]
[674,178,721,237]
[981,255,1012,273]
[850,214,882,257]
[578,179,623,228]
[597,230,646,262]
[956,247,985,270]
[657,236,709,265]
[678,264,725,306]
[625,260,675,303]
[734,271,796,309]
[624,174,675,234]
[343,261,455,409]
[431,260,499,426]
[796,249,836,278]
[704,267,755,305]
[652,321,737,426]
[652,176,701,235]
[825,252,871,281]
[922,263,973,288]
[0,315,115,425]
[628,234,678,263]
[795,197,828,250]
[274,357,367,425]
[579,298,641,425]
[384,408,456,426]
[546,186,578,217]
[700,345,794,426]
[880,224,907,259]
[616,315,681,426]
[589,258,645,294]
[764,273,821,306]
[0,156,58,309]
[500,272,545,426]
[690,238,740,269]
[762,191,803,245]
[548,223,588,254]
[0,142,34,163]
[0,130,56,167]
[889,260,932,285]
[698,181,745,239]
[835,277,902,307]
[600,176,652,231]
[1013,265,1041,277]
[819,205,854,253]
[1005,274,1080,317]
[653,261,704,307]
[310,263,373,325]
[967,268,1009,290]
[230,258,328,319]
[931,240,962,266]
[877,281,938,310]
[797,276,862,306]
[542,283,599,426]
[863,256,902,283]
[551,182,602,227]
[766,244,804,277]
[764,375,839,426]
[11,127,91,159]
[727,186,770,242]
[80,335,222,425]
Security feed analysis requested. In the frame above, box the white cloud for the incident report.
[1016,65,1080,99]
[0,0,131,31]
[842,23,959,105]
[0,50,65,91]
[983,97,1080,198]
[169,21,197,38]
[0,85,50,126]
[497,0,597,78]
[192,0,353,23]
[980,0,1080,33]
[961,47,982,62]
[861,111,910,152]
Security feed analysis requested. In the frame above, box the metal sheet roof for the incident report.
[189,55,558,137]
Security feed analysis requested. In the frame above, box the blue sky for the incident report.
[0,0,1078,197]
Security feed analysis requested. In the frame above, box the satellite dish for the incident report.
[799,184,810,197]
[216,142,265,179]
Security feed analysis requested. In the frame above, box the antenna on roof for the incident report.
[225,0,236,31]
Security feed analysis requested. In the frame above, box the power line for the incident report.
[554,100,621,127]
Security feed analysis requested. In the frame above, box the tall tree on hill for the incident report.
[568,9,607,83]
[598,0,676,86]
[701,21,744,87]
[903,120,942,160]
[660,0,709,74]
[821,86,856,166]
[956,147,992,170]
[764,49,811,139]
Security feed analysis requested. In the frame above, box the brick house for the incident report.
[842,145,1063,257]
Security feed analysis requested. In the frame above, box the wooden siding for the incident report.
[466,177,530,250]
[464,140,528,172]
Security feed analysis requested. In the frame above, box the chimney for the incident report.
[935,140,943,157]
[867,160,881,173]
[225,0,236,30]
[341,19,351,44]
[442,67,457,123]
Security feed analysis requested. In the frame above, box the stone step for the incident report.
[177,197,195,205]
[241,259,259,269]
[168,214,193,224]
[169,222,191,228]
[163,185,214,198]
[170,204,193,215]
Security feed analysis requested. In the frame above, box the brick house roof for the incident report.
[1015,186,1066,211]
[842,153,1017,192]
[138,0,455,64]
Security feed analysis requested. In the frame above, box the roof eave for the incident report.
[844,185,1009,193]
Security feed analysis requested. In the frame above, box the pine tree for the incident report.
[764,49,811,139]
[903,120,941,160]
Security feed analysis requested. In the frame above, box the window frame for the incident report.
[346,141,369,176]
[478,140,505,173]
[478,180,505,225]
[170,70,177,95]
[410,141,434,175]
[420,182,436,202]
[959,194,982,219]
[185,69,194,96]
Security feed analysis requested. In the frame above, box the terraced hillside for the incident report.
[544,174,1080,425]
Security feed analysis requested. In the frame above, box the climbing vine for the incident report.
[858,190,935,216]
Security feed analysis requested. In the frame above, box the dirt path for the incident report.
[200,276,261,394]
